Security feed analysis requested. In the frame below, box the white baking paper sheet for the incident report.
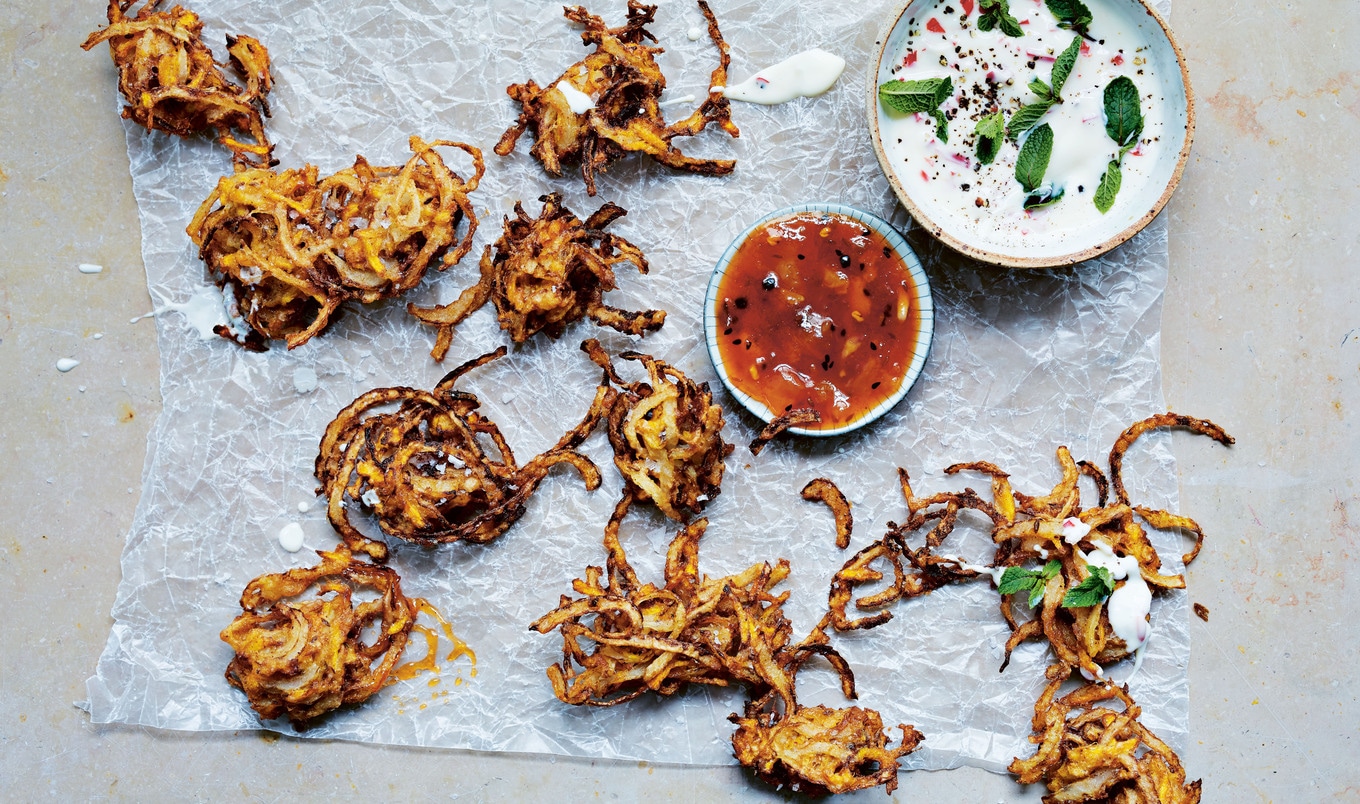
[85,0,1186,774]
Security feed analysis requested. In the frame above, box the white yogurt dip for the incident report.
[876,0,1183,258]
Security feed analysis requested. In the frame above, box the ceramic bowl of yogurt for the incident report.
[868,0,1193,267]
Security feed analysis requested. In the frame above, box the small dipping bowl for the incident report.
[703,203,934,438]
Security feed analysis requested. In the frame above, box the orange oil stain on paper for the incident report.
[392,599,476,685]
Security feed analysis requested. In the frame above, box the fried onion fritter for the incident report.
[410,193,663,360]
[530,496,792,704]
[582,339,732,521]
[220,543,416,726]
[1009,664,1202,803]
[315,346,612,561]
[826,413,1233,680]
[81,0,275,169]
[731,699,924,796]
[531,494,922,795]
[187,136,482,352]
[494,0,739,196]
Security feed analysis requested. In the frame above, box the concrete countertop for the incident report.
[2,1,1355,800]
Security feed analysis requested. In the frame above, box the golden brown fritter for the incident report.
[1009,664,1202,803]
[315,347,612,561]
[187,136,481,352]
[82,0,276,168]
[409,193,663,360]
[826,413,1233,678]
[495,0,739,195]
[220,544,416,726]
[582,339,732,521]
[531,494,922,795]
[732,700,924,796]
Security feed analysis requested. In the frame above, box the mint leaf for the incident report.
[998,565,1038,597]
[1024,184,1065,210]
[1103,76,1143,148]
[1007,101,1052,141]
[932,77,955,107]
[1029,77,1053,101]
[974,110,1006,164]
[928,109,948,142]
[1051,37,1082,98]
[1028,561,1061,607]
[1046,0,1093,39]
[1061,565,1114,608]
[978,0,1024,38]
[879,77,953,115]
[1014,122,1053,193]
[1094,160,1121,213]
[998,561,1064,608]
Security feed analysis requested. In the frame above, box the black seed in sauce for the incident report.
[723,327,733,335]
[762,275,777,290]
[871,381,881,389]
[734,297,748,309]
[839,252,851,268]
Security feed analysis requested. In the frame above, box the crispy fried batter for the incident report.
[826,414,1232,679]
[220,543,416,726]
[315,346,612,561]
[732,700,924,796]
[1010,664,1202,803]
[582,339,732,521]
[495,0,739,195]
[802,478,853,549]
[187,136,482,352]
[529,495,794,704]
[531,494,921,794]
[748,408,821,456]
[82,0,275,168]
[410,194,664,360]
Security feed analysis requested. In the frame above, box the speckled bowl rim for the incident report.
[703,203,934,438]
[867,0,1195,269]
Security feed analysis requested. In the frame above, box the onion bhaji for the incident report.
[316,346,612,561]
[187,136,482,353]
[531,495,921,794]
[1010,664,1202,803]
[410,193,664,361]
[582,339,732,521]
[826,413,1234,680]
[495,0,740,196]
[220,543,416,726]
[82,0,275,168]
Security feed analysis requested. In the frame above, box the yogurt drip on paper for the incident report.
[721,48,846,105]
[130,285,232,340]
[277,522,305,553]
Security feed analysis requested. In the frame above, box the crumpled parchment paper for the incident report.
[85,0,1187,773]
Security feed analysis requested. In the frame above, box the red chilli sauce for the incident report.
[715,212,921,431]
